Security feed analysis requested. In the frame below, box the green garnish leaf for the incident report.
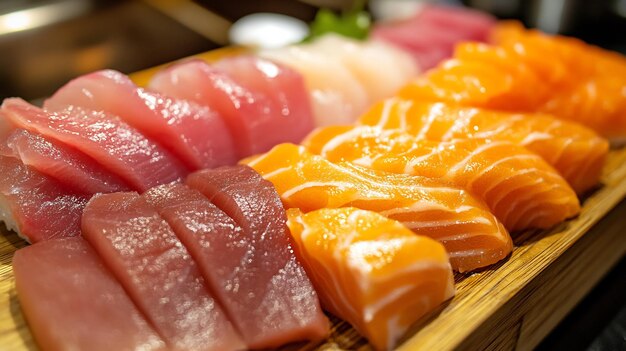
[306,5,371,42]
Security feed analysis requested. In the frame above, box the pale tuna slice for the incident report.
[306,34,420,102]
[149,59,311,158]
[259,46,369,126]
[81,192,245,351]
[6,129,131,194]
[0,155,88,243]
[44,70,236,169]
[185,165,330,349]
[1,98,187,192]
[214,56,315,144]
[13,237,166,351]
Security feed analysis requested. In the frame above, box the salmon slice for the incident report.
[149,58,314,158]
[398,23,626,142]
[304,125,580,231]
[0,155,88,242]
[1,98,187,192]
[287,208,454,351]
[243,143,512,272]
[44,69,236,170]
[5,129,131,194]
[81,192,245,351]
[185,165,330,348]
[359,99,608,194]
[13,237,166,351]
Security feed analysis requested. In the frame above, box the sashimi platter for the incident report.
[1,5,626,351]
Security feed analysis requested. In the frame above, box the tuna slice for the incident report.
[1,98,187,192]
[0,155,88,243]
[149,58,314,158]
[185,165,330,349]
[13,237,166,351]
[6,129,131,194]
[44,70,236,169]
[372,5,495,69]
[214,56,314,144]
[81,192,245,351]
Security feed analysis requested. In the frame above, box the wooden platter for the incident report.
[0,51,625,351]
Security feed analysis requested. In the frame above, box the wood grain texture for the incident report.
[0,53,625,350]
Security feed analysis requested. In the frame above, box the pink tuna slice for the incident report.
[1,98,187,192]
[372,5,495,69]
[185,165,330,349]
[0,155,88,243]
[81,192,245,351]
[44,70,236,169]
[143,182,329,348]
[13,237,166,351]
[6,129,131,194]
[415,5,495,39]
[149,58,314,158]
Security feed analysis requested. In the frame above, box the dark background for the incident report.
[0,1,624,350]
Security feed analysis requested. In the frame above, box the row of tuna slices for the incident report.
[13,165,330,351]
[0,56,315,243]
[371,4,496,70]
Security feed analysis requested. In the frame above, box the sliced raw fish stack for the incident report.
[1,98,187,192]
[359,99,609,194]
[372,5,496,69]
[81,192,245,351]
[287,208,455,351]
[304,126,580,231]
[149,57,314,158]
[186,165,329,348]
[260,34,418,126]
[13,237,166,351]
[44,70,237,169]
[0,155,88,242]
[5,129,131,194]
[243,143,512,272]
[399,22,626,143]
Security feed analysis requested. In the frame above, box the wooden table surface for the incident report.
[0,50,625,350]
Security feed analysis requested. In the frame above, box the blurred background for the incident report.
[1,0,626,101]
[0,1,624,350]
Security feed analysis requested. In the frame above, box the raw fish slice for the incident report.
[6,129,131,194]
[81,192,245,351]
[287,208,454,351]
[372,5,495,69]
[1,98,187,192]
[13,237,166,351]
[304,126,580,231]
[259,46,369,126]
[305,34,419,103]
[243,144,512,272]
[0,155,88,243]
[213,55,314,143]
[149,59,312,158]
[44,69,236,169]
[185,165,329,348]
[359,99,608,194]
[416,5,495,36]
